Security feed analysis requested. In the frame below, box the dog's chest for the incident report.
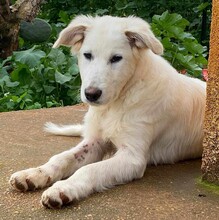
[101,109,124,140]
[88,105,126,141]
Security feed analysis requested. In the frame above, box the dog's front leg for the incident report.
[41,144,148,208]
[9,139,106,192]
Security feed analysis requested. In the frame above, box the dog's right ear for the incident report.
[53,15,93,52]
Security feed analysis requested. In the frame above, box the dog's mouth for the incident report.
[84,99,102,106]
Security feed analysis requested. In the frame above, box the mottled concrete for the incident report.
[0,106,218,220]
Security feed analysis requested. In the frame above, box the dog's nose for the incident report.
[85,87,102,102]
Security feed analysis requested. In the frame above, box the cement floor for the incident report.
[0,106,218,220]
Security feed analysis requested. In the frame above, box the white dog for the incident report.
[9,15,206,209]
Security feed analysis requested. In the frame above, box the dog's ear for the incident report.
[53,15,93,52]
[125,18,163,55]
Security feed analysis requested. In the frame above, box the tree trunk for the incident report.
[201,0,219,184]
[0,0,44,59]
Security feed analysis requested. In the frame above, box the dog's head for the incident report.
[53,15,163,105]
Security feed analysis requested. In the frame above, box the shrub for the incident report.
[0,46,80,112]
[151,11,207,78]
[0,11,208,112]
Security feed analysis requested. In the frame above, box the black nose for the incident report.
[85,87,102,102]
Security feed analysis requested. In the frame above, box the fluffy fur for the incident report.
[9,15,206,209]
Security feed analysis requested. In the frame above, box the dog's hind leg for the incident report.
[9,139,108,192]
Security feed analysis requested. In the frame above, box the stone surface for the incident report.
[0,106,219,220]
[202,0,219,184]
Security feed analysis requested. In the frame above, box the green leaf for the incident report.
[183,41,205,55]
[6,101,15,110]
[180,32,195,40]
[175,53,202,72]
[0,75,8,87]
[152,11,189,31]
[47,48,66,66]
[194,2,210,13]
[13,46,46,68]
[10,64,31,86]
[69,63,79,75]
[26,102,42,110]
[0,75,19,88]
[115,2,136,10]
[43,85,55,94]
[166,26,184,38]
[95,9,109,15]
[55,71,71,84]
[196,56,208,66]
[46,101,58,108]
[0,67,8,75]
[6,80,20,88]
[59,10,70,24]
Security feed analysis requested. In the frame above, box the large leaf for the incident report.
[152,11,189,30]
[47,48,66,66]
[69,63,79,76]
[183,41,206,55]
[10,64,31,85]
[13,46,46,68]
[175,53,202,72]
[0,75,19,88]
[43,85,55,94]
[152,11,190,40]
[55,71,72,84]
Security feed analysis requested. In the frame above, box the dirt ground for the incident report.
[0,106,218,220]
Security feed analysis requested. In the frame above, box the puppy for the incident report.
[10,15,206,209]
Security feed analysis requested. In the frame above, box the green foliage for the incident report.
[13,46,46,67]
[0,2,210,112]
[40,0,211,45]
[152,11,207,78]
[0,46,80,112]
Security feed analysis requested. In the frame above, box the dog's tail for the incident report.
[44,122,83,137]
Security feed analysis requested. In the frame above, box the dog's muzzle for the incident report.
[85,86,102,103]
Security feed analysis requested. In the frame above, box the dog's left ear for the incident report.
[125,18,163,55]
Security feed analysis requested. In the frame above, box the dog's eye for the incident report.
[110,55,123,64]
[84,53,92,60]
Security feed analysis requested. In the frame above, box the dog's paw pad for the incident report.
[44,198,62,209]
[11,177,27,192]
[9,168,52,192]
[26,179,37,191]
[10,177,37,192]
[60,192,70,204]
[41,188,71,209]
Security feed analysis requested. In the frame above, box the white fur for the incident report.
[44,122,83,136]
[10,15,206,209]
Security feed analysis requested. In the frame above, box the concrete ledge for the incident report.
[0,106,218,219]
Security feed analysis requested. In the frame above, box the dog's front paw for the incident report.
[10,168,52,192]
[41,182,72,209]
